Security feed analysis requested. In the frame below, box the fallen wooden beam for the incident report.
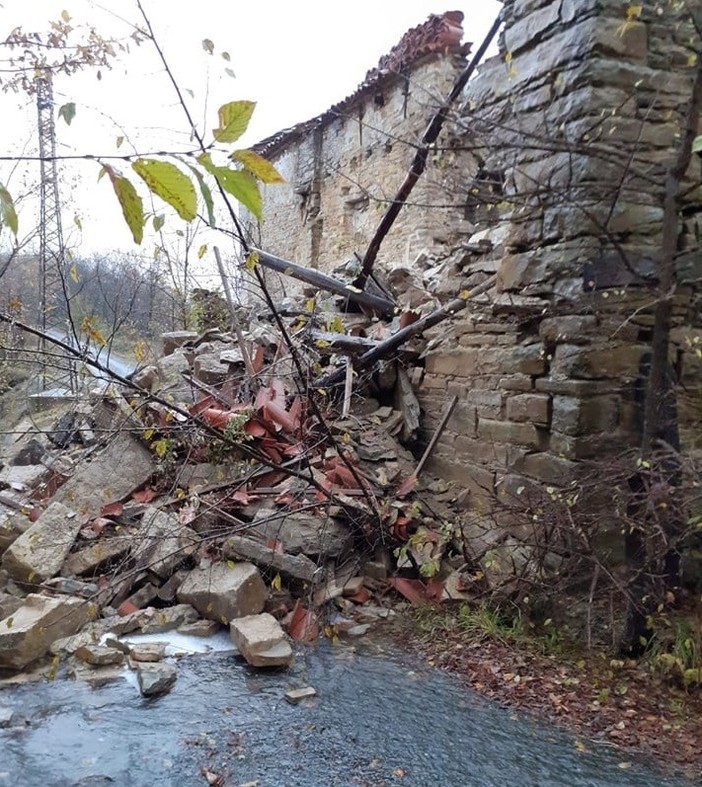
[314,275,497,389]
[251,248,397,316]
[308,330,378,354]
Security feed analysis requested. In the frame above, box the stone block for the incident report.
[503,0,561,53]
[132,507,197,579]
[55,432,154,514]
[478,418,542,449]
[513,452,578,486]
[0,594,91,670]
[177,562,267,624]
[551,395,620,436]
[250,511,350,559]
[499,375,534,392]
[551,343,645,380]
[223,536,317,583]
[2,502,81,585]
[62,536,131,577]
[0,511,31,556]
[130,642,167,662]
[494,473,542,507]
[535,377,618,396]
[465,390,503,418]
[136,663,177,696]
[156,351,191,388]
[0,464,49,492]
[505,394,551,425]
[501,344,546,376]
[446,401,477,438]
[229,612,292,668]
[75,644,125,666]
[429,457,495,501]
[418,373,447,391]
[538,315,599,344]
[193,352,230,385]
[424,349,479,377]
[161,331,198,355]
[549,430,633,460]
[454,436,510,467]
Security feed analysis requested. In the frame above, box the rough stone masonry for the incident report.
[248,4,702,517]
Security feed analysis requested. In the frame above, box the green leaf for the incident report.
[213,100,255,144]
[197,152,262,220]
[0,183,18,236]
[153,214,165,232]
[58,102,76,126]
[214,168,262,220]
[116,135,124,149]
[102,164,144,244]
[182,160,215,227]
[693,135,702,154]
[132,158,197,221]
[231,149,285,184]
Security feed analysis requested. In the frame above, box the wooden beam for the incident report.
[314,275,497,389]
[252,248,397,317]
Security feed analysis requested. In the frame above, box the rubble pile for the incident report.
[0,300,481,691]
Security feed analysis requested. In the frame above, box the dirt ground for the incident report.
[391,604,702,783]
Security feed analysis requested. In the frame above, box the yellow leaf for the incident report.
[245,251,259,272]
[143,428,155,441]
[61,9,70,22]
[231,149,286,184]
[69,263,79,283]
[134,340,147,363]
[5,617,12,629]
[271,573,282,591]
[197,244,208,259]
[459,289,471,299]
[47,654,60,682]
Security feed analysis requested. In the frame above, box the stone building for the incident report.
[247,3,702,509]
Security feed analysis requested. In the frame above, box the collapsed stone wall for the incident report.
[249,2,702,512]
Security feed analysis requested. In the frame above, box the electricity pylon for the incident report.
[35,73,71,387]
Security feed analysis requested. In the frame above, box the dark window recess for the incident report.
[463,168,504,223]
[583,249,700,291]
[374,93,385,107]
[582,253,657,291]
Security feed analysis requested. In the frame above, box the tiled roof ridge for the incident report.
[367,10,466,82]
[252,11,469,157]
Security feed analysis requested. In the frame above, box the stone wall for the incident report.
[417,0,702,504]
[249,13,474,297]
[248,3,702,508]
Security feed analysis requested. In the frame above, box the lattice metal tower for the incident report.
[35,73,67,337]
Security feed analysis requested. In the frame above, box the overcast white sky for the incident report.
[0,0,501,253]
